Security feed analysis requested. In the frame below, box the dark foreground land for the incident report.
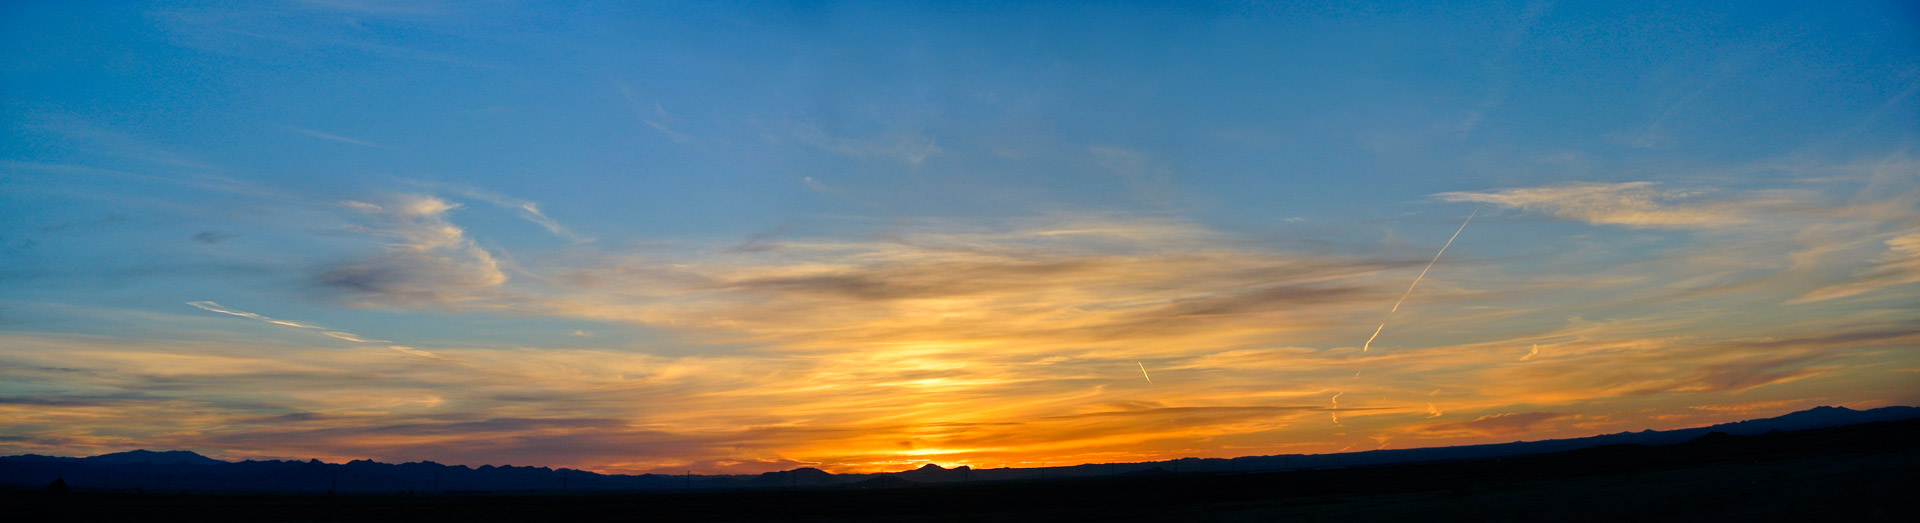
[8,419,1917,522]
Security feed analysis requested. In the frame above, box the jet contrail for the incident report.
[1389,208,1477,313]
[187,301,323,330]
[1137,362,1153,385]
[1522,343,1539,361]
[1359,209,1477,352]
[189,301,440,360]
[1330,392,1344,425]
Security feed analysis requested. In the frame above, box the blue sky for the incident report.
[3,1,1917,473]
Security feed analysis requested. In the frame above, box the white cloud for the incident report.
[288,127,390,149]
[1436,182,1756,229]
[317,195,508,307]
[792,124,941,165]
[1791,230,1920,303]
[322,331,389,343]
[408,182,592,243]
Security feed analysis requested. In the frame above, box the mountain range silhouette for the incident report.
[3,405,1914,494]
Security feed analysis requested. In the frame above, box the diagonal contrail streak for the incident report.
[1138,362,1154,385]
[1341,209,1476,429]
[1364,209,1478,353]
[1389,208,1477,313]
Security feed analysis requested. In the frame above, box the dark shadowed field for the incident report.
[8,419,1916,522]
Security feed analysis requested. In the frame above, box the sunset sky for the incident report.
[3,1,1917,474]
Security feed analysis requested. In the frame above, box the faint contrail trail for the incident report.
[188,301,441,360]
[1333,210,1475,431]
[1389,209,1476,313]
[1362,209,1478,351]
[1137,362,1153,385]
[1522,343,1539,361]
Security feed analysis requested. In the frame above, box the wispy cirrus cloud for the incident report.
[790,123,942,165]
[137,174,1901,472]
[1435,182,1771,229]
[521,219,1413,357]
[20,174,1919,473]
[1426,412,1566,438]
[311,209,1421,355]
[1791,230,1920,303]
[1420,322,1920,414]
[408,181,593,243]
[315,195,508,308]
[287,127,392,149]
[1688,399,1809,414]
[0,330,1343,472]
[616,82,690,143]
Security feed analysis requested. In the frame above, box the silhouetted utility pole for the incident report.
[685,470,691,490]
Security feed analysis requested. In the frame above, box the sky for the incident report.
[2,0,1917,475]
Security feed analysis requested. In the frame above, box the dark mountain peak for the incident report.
[747,466,840,486]
[756,469,825,478]
[85,449,222,465]
[0,454,70,463]
[1702,405,1917,436]
[893,462,973,482]
[759,467,831,479]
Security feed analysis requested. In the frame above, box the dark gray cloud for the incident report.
[193,230,234,243]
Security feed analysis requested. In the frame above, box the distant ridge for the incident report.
[82,449,224,466]
[3,405,1914,493]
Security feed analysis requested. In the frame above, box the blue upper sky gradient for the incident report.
[3,1,1916,472]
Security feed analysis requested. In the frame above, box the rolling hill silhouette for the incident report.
[79,449,225,466]
[2,405,1914,494]
[6,411,1917,522]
